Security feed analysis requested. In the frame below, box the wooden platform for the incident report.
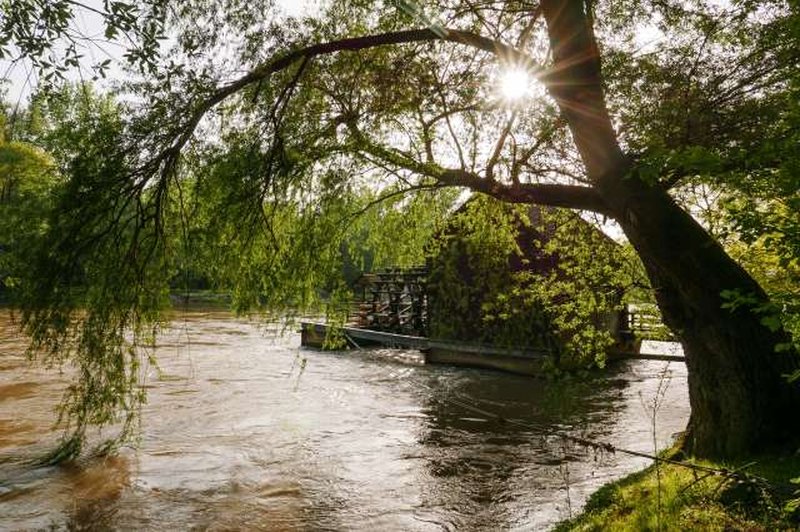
[300,322,429,350]
[301,322,551,376]
[300,322,684,377]
[426,339,550,376]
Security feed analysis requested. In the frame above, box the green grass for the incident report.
[555,446,800,531]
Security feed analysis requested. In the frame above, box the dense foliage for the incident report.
[0,138,57,297]
[597,0,800,358]
[428,196,636,368]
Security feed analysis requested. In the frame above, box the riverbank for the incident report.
[554,444,800,530]
[168,290,231,306]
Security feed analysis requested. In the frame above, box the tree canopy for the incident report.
[2,0,799,459]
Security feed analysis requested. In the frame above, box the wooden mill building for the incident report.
[340,201,639,362]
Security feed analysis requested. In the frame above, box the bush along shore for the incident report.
[555,443,800,531]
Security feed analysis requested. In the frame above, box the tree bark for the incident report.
[541,0,800,457]
[614,177,800,457]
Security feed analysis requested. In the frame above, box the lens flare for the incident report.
[500,68,530,101]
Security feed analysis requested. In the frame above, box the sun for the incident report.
[499,68,531,101]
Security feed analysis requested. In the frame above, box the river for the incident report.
[0,308,689,531]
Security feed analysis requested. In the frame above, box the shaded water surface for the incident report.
[0,309,689,530]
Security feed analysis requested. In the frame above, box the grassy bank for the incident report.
[555,446,800,531]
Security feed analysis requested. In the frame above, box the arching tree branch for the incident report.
[440,168,611,213]
[346,122,611,215]
[154,27,542,180]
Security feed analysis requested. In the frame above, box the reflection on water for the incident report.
[0,309,689,530]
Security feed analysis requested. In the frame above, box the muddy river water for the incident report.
[0,309,689,530]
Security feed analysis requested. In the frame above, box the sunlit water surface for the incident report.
[0,309,689,531]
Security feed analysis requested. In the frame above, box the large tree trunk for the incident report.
[613,178,800,457]
[541,0,800,457]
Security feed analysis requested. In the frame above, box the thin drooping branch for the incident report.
[432,76,469,170]
[516,4,544,49]
[423,103,485,129]
[485,111,517,180]
[523,165,586,183]
[346,183,446,221]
